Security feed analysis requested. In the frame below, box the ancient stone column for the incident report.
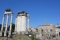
[28,16,30,31]
[27,14,30,32]
[4,14,8,36]
[8,14,13,37]
[0,15,5,36]
[1,15,4,31]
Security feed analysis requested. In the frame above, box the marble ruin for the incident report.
[0,8,60,40]
[15,11,30,34]
[0,8,30,38]
[0,8,13,37]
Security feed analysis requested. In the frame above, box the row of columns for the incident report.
[1,14,13,37]
[0,9,30,37]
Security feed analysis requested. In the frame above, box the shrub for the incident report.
[51,34,56,38]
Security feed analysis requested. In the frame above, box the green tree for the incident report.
[31,34,40,40]
[51,34,56,38]
[11,23,15,32]
[7,25,10,31]
[35,38,40,40]
[7,23,15,32]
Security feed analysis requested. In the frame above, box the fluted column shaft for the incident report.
[28,17,30,31]
[27,14,30,32]
[4,14,8,36]
[1,15,4,32]
[0,15,5,36]
[8,14,13,37]
[9,14,13,32]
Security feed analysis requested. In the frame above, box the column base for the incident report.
[8,31,11,37]
[4,32,6,37]
[16,31,26,34]
[8,33,11,37]
[0,31,2,36]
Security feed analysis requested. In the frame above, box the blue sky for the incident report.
[0,0,60,28]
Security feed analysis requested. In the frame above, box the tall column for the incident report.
[1,15,4,31]
[4,14,8,36]
[27,14,30,32]
[0,15,4,36]
[8,14,13,37]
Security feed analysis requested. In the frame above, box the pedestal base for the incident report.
[4,32,6,37]
[17,31,26,34]
[0,31,2,36]
[8,32,11,37]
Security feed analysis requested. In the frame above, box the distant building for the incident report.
[29,20,57,39]
[55,25,60,38]
[37,24,56,38]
